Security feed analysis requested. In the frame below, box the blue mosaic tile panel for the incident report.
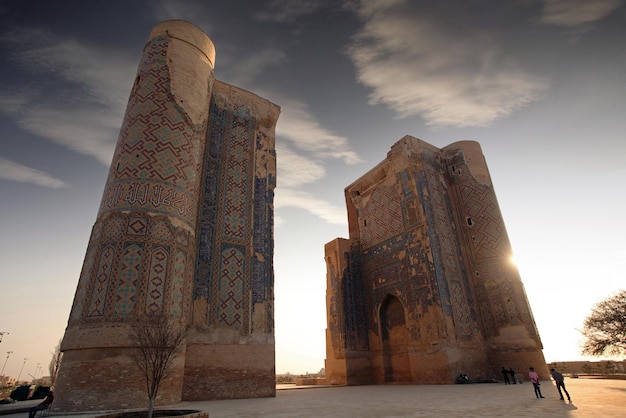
[113,242,143,316]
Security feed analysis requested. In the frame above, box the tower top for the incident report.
[149,20,216,69]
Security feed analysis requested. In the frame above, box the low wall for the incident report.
[295,378,327,386]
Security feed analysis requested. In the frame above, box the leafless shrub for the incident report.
[128,314,186,418]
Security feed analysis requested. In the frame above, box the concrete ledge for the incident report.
[0,399,40,416]
[95,410,207,418]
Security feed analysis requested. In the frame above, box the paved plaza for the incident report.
[1,377,624,417]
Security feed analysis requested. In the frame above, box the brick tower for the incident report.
[55,20,279,411]
[325,136,548,385]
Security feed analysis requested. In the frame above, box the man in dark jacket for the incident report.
[550,368,571,401]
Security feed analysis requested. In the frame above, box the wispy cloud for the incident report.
[0,26,136,165]
[13,102,121,165]
[347,0,547,128]
[268,96,360,224]
[0,157,66,189]
[276,143,326,188]
[538,0,623,27]
[254,0,326,23]
[221,47,287,86]
[4,27,135,109]
[275,188,347,225]
[276,98,362,164]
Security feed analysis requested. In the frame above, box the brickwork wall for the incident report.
[182,343,275,400]
[55,347,184,412]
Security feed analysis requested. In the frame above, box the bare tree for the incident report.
[128,314,186,418]
[581,289,626,356]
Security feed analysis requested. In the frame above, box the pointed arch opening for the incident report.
[380,294,411,383]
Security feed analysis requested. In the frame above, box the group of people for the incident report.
[528,367,572,401]
[500,366,517,384]
[503,365,572,401]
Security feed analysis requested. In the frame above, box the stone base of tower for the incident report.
[485,325,550,380]
[324,354,373,386]
[54,347,185,412]
[182,343,275,400]
[488,349,550,381]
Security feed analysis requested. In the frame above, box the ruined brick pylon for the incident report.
[55,20,280,412]
[325,137,548,386]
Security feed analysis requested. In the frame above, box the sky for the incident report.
[0,0,625,380]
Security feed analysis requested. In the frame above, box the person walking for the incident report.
[528,367,544,398]
[550,368,571,400]
[501,367,510,384]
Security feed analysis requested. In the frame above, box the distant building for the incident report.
[0,375,16,387]
[55,20,279,412]
[30,376,52,387]
[548,360,626,375]
[325,136,548,385]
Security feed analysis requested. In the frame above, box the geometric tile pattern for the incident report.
[421,152,474,337]
[447,153,536,337]
[146,245,168,314]
[114,243,143,316]
[70,211,194,323]
[398,170,421,229]
[362,235,405,297]
[361,237,407,348]
[457,181,507,259]
[152,219,173,240]
[194,95,267,331]
[343,245,369,351]
[127,217,148,236]
[217,244,245,328]
[251,126,276,318]
[359,183,403,249]
[222,106,252,239]
[104,218,125,238]
[63,36,208,329]
[193,100,224,308]
[69,242,98,321]
[99,37,204,228]
[88,245,116,317]
[170,250,186,317]
[252,175,273,308]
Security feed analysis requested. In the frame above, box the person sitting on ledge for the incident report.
[28,390,53,418]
